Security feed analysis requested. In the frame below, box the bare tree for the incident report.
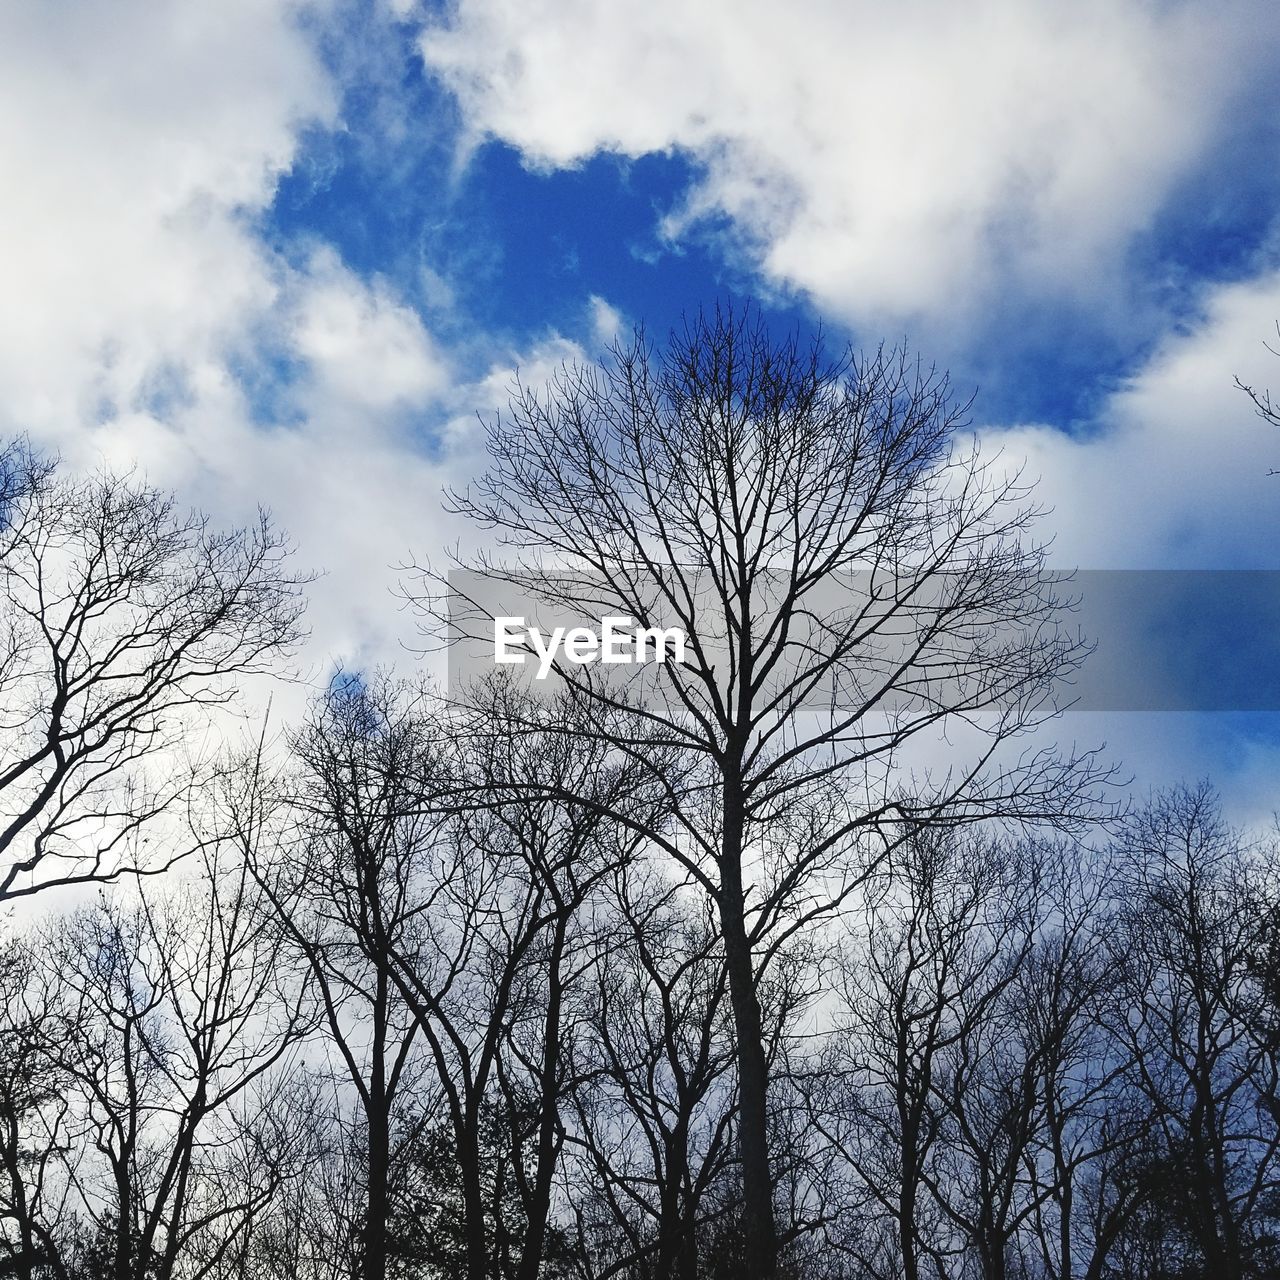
[562,858,737,1280]
[921,843,1065,1280]
[1101,785,1280,1280]
[419,305,1112,1277]
[0,933,76,1280]
[239,1076,368,1280]
[808,829,1021,1280]
[3,831,313,1280]
[1007,852,1141,1280]
[381,684,655,1280]
[0,439,306,901]
[244,676,441,1280]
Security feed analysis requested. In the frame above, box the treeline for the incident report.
[4,686,1278,1280]
[1,308,1278,1280]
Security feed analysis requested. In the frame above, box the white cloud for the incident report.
[421,0,1280,328]
[0,0,469,683]
[0,0,619,693]
[975,272,1280,820]
[0,0,335,447]
[587,294,624,348]
[995,270,1280,570]
[290,247,451,410]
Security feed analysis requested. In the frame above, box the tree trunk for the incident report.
[460,1111,489,1280]
[1058,1179,1073,1280]
[365,1102,390,1280]
[1190,1083,1236,1280]
[898,1171,920,1280]
[366,970,390,1280]
[515,917,568,1280]
[112,1163,132,1280]
[657,1113,693,1280]
[719,778,778,1280]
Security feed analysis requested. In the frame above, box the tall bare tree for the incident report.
[244,676,441,1280]
[1,833,313,1280]
[1102,786,1280,1280]
[562,858,737,1280]
[420,305,1111,1277]
[0,933,75,1280]
[0,438,306,901]
[810,829,1022,1280]
[381,684,655,1280]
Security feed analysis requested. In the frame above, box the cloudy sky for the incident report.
[5,0,1280,816]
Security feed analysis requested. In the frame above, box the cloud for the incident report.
[289,247,451,410]
[0,0,337,447]
[974,271,1280,820]
[995,270,1280,570]
[421,0,1280,330]
[0,0,467,684]
[587,295,624,348]
[4,0,1279,818]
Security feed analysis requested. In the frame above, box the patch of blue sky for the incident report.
[950,298,1143,432]
[258,9,828,386]
[269,118,823,360]
[262,5,1280,443]
[1133,102,1280,306]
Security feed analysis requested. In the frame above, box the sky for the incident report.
[4,0,1280,819]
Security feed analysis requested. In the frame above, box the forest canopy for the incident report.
[1,314,1277,1280]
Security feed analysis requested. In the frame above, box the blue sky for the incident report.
[268,6,1280,429]
[4,0,1280,816]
